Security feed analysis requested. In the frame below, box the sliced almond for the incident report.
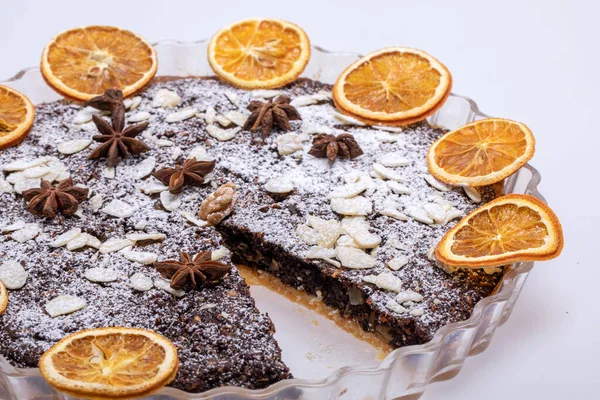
[179,210,208,227]
[378,152,410,167]
[166,108,197,123]
[317,219,342,248]
[372,163,406,182]
[160,191,181,211]
[99,238,134,254]
[57,139,92,155]
[387,181,411,195]
[395,290,424,303]
[264,177,294,194]
[134,156,156,179]
[380,208,408,221]
[405,206,434,224]
[363,272,402,292]
[252,89,282,99]
[464,186,482,203]
[211,247,230,261]
[3,157,52,172]
[330,196,372,216]
[424,174,452,192]
[84,267,119,283]
[126,232,166,242]
[128,111,151,123]
[154,278,185,297]
[276,132,308,155]
[328,181,367,199]
[152,89,181,108]
[0,260,28,289]
[223,110,247,127]
[336,247,376,269]
[387,255,409,271]
[23,166,51,178]
[130,273,153,291]
[51,228,82,247]
[206,125,240,141]
[296,224,320,246]
[102,199,137,218]
[386,299,407,314]
[122,250,157,265]
[11,223,40,243]
[45,295,86,317]
[2,220,25,233]
[341,217,381,248]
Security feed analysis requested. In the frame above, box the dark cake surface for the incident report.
[0,76,501,392]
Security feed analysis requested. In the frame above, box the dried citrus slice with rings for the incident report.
[332,47,451,124]
[208,19,311,89]
[0,281,7,315]
[0,85,35,150]
[427,118,535,187]
[39,327,178,399]
[41,26,158,102]
[436,194,563,268]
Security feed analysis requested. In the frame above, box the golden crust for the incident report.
[207,19,311,90]
[40,26,158,102]
[0,282,7,315]
[0,85,35,150]
[39,327,178,400]
[332,47,452,123]
[427,118,536,187]
[435,194,564,268]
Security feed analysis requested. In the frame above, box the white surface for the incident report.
[1,1,598,398]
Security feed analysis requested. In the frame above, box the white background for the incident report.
[1,1,598,398]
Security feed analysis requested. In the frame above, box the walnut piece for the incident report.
[198,182,237,225]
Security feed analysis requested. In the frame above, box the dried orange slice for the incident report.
[427,118,535,187]
[41,26,158,102]
[332,47,451,124]
[0,281,7,315]
[0,85,35,150]
[436,194,563,268]
[208,19,311,89]
[39,327,178,399]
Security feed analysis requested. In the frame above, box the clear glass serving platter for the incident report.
[0,40,543,400]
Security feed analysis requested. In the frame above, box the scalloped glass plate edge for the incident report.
[0,41,542,400]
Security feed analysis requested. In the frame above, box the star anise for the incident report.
[154,251,232,290]
[152,158,216,194]
[308,133,364,164]
[84,89,125,114]
[243,95,301,137]
[22,178,89,218]
[88,106,150,167]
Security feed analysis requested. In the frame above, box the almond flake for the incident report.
[187,146,213,161]
[276,133,308,155]
[424,174,452,192]
[140,180,169,194]
[405,206,434,224]
[0,178,13,194]
[155,139,175,147]
[84,267,118,283]
[130,273,153,291]
[57,139,92,155]
[128,111,151,123]
[306,246,337,260]
[215,115,232,127]
[152,89,181,108]
[224,92,241,108]
[464,186,482,203]
[444,207,464,224]
[211,247,230,261]
[102,199,136,218]
[330,196,372,216]
[134,156,156,179]
[66,233,90,250]
[387,255,410,271]
[372,163,406,182]
[2,220,25,233]
[387,181,411,195]
[99,238,134,254]
[410,308,425,316]
[23,166,51,178]
[388,238,410,251]
[166,108,197,123]
[45,295,86,317]
[386,300,407,313]
[423,203,447,224]
[362,272,402,292]
[124,96,142,110]
[13,177,41,194]
[296,224,320,246]
[328,181,367,199]
[85,234,102,249]
[252,89,282,99]
[396,290,424,303]
[341,217,381,249]
[306,215,327,231]
[51,228,82,247]
[179,210,208,227]
[126,232,166,242]
[0,260,28,289]
[336,247,376,269]
[336,234,359,248]
[264,177,294,194]
[73,109,95,124]
[380,208,409,221]
[333,111,366,126]
[104,166,115,179]
[379,152,410,167]
[206,125,240,141]
[3,157,52,172]
[290,94,319,107]
[375,131,403,142]
[222,111,247,127]
[203,106,217,124]
[160,191,181,211]
[12,223,40,242]
[122,250,157,265]
[154,278,185,297]
[317,219,342,248]
[88,194,103,213]
[376,125,404,133]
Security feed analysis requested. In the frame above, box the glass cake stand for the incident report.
[0,41,543,400]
